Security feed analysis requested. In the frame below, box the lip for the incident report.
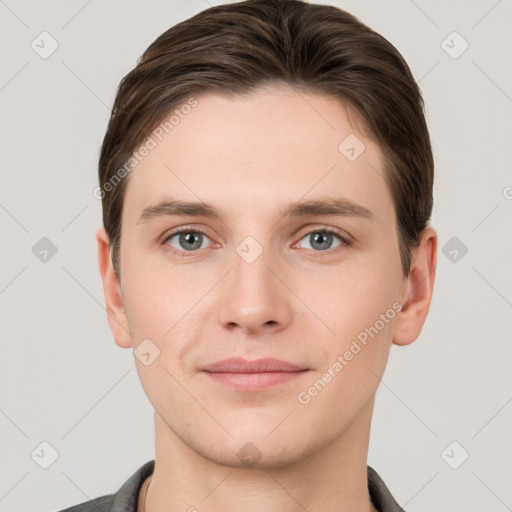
[201,357,309,391]
[201,357,306,373]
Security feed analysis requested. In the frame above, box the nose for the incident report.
[216,243,293,336]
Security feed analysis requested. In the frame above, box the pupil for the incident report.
[312,232,331,250]
[181,232,201,250]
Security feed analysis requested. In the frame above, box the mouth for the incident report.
[200,357,310,391]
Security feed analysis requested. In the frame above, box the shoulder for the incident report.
[56,494,114,512]
[367,466,406,512]
[56,460,155,512]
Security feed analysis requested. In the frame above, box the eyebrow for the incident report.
[138,196,373,224]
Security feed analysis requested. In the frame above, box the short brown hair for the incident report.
[99,0,433,277]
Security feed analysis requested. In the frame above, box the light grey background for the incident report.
[1,0,511,511]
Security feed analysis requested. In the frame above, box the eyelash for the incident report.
[161,226,352,257]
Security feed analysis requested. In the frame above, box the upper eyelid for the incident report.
[162,225,213,242]
[293,228,350,249]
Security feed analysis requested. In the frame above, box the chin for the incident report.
[192,426,322,470]
[200,439,309,470]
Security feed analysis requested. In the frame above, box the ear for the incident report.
[96,226,132,349]
[393,225,438,346]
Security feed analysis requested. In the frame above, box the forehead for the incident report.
[123,85,393,224]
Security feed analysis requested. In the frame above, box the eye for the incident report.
[161,227,350,256]
[165,229,211,252]
[296,229,348,252]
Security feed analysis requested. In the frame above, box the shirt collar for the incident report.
[110,460,405,512]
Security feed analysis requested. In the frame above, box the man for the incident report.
[62,0,437,510]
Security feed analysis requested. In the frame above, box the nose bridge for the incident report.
[234,239,272,293]
[217,233,292,332]
[232,235,277,305]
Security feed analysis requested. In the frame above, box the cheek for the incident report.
[120,253,215,374]
[291,250,402,388]
[121,272,167,337]
[120,242,189,332]
[301,257,401,337]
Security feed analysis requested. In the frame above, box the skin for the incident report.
[97,84,437,512]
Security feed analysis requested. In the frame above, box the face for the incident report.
[112,85,412,468]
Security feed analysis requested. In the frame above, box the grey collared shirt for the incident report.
[58,460,405,512]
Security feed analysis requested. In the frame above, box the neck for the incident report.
[144,401,376,512]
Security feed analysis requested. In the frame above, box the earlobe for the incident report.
[393,226,438,346]
[96,226,132,349]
